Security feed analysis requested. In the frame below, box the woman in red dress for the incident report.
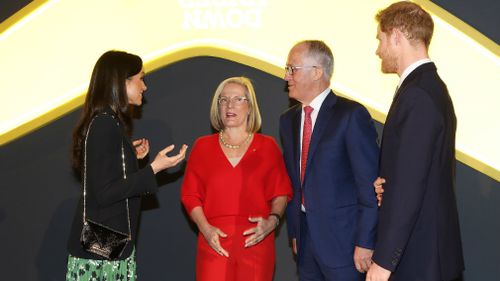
[181,77,292,281]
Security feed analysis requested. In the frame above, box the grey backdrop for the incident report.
[0,56,499,281]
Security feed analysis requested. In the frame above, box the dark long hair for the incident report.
[72,50,143,173]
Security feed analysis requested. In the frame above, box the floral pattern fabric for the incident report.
[66,249,136,281]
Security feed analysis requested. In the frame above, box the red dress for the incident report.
[181,133,292,281]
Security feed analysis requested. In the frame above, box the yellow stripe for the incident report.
[0,0,498,182]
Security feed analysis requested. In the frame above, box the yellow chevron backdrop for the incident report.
[0,0,498,181]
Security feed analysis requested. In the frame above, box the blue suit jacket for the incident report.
[280,91,379,268]
[373,63,464,280]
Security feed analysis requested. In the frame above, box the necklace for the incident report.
[219,131,253,149]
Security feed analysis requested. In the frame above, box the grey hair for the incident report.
[296,40,334,81]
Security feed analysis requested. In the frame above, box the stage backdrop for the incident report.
[0,56,499,281]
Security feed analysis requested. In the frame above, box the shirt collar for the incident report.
[303,87,330,112]
[398,58,432,89]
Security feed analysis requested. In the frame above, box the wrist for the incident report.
[198,221,211,234]
[268,213,281,227]
[150,162,159,174]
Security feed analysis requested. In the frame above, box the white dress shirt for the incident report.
[397,58,432,90]
[300,87,330,211]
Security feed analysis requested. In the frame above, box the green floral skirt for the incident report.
[66,249,136,281]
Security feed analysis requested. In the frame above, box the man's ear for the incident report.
[312,67,324,81]
[392,28,404,46]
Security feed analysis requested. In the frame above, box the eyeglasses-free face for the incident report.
[218,96,248,106]
[284,65,320,76]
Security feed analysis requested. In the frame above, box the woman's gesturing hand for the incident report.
[150,144,188,174]
[243,216,278,248]
[133,138,150,159]
[200,224,229,257]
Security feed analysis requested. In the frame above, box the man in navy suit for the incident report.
[367,2,464,281]
[280,40,379,280]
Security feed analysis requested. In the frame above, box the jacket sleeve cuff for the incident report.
[139,165,158,194]
[372,248,401,272]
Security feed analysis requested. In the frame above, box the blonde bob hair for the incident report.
[209,77,262,133]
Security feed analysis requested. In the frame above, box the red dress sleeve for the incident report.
[181,138,205,215]
[265,136,293,202]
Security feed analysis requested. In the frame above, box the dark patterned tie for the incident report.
[301,106,313,206]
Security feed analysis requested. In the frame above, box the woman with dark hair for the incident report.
[66,50,187,280]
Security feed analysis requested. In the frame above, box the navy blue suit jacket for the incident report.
[280,91,379,268]
[372,63,464,280]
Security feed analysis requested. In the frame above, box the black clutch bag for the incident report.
[81,219,129,260]
[80,114,131,260]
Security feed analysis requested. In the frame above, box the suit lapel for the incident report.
[304,92,337,183]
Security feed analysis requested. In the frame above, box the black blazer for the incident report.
[67,109,158,260]
[372,63,464,280]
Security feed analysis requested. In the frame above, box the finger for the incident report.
[132,139,143,146]
[178,145,189,159]
[244,234,256,245]
[172,152,186,162]
[159,144,175,156]
[243,227,257,236]
[211,233,224,248]
[169,149,187,162]
[219,246,229,257]
[211,240,227,257]
[248,216,263,223]
[179,144,188,155]
[374,177,386,186]
[244,235,259,247]
[355,261,363,273]
[216,229,227,238]
[210,236,220,248]
[376,178,386,186]
[179,152,186,161]
[365,259,373,272]
[358,260,367,273]
[210,234,229,257]
[168,145,188,162]
[361,260,371,272]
